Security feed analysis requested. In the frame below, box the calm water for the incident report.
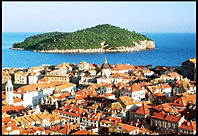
[2,32,196,68]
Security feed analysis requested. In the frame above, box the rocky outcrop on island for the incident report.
[11,24,155,53]
[20,40,155,53]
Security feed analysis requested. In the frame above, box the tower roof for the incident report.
[101,57,110,69]
[6,80,12,86]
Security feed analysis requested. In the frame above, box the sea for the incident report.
[2,32,196,69]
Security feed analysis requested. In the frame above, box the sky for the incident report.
[2,2,196,33]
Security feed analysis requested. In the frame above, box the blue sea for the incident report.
[2,32,196,68]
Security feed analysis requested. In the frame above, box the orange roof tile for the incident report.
[2,105,27,113]
[17,82,64,93]
[121,84,144,92]
[174,94,196,106]
[112,73,130,77]
[161,83,171,89]
[152,103,173,112]
[101,116,123,125]
[151,112,166,120]
[116,82,130,88]
[56,63,72,69]
[35,127,45,131]
[14,98,24,103]
[56,92,71,100]
[135,103,151,115]
[119,96,134,106]
[2,117,16,124]
[72,130,93,135]
[154,92,165,97]
[75,95,85,102]
[165,114,182,122]
[168,72,182,78]
[4,123,19,132]
[56,82,76,90]
[119,123,139,132]
[111,64,134,71]
[18,126,26,135]
[179,121,196,131]
[38,78,49,82]
[2,94,6,100]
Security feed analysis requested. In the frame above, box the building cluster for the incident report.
[2,58,196,135]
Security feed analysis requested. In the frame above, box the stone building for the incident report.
[150,112,185,132]
[78,61,90,71]
[181,58,196,81]
[14,71,29,84]
[2,70,12,84]
[44,69,69,82]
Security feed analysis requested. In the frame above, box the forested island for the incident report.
[11,24,155,53]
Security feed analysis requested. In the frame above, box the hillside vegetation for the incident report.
[13,24,153,50]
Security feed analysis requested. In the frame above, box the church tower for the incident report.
[101,57,111,78]
[6,79,14,105]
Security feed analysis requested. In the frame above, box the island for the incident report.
[11,24,155,53]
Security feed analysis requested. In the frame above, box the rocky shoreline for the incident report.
[10,40,155,54]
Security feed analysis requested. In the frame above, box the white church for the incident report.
[97,57,122,84]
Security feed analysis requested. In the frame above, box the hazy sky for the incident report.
[2,2,196,33]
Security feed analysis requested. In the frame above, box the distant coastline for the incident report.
[10,40,155,54]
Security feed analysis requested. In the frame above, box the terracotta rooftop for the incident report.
[72,129,93,135]
[56,63,72,69]
[119,123,139,132]
[17,82,64,93]
[38,78,49,82]
[2,94,6,100]
[14,98,24,103]
[56,82,76,90]
[151,112,182,123]
[135,103,152,115]
[164,114,182,122]
[2,123,19,134]
[174,94,196,107]
[2,117,16,124]
[151,112,166,120]
[111,64,134,71]
[179,121,196,131]
[119,96,134,106]
[101,116,123,125]
[2,105,27,113]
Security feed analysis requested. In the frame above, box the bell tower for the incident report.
[101,57,111,78]
[6,79,14,105]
